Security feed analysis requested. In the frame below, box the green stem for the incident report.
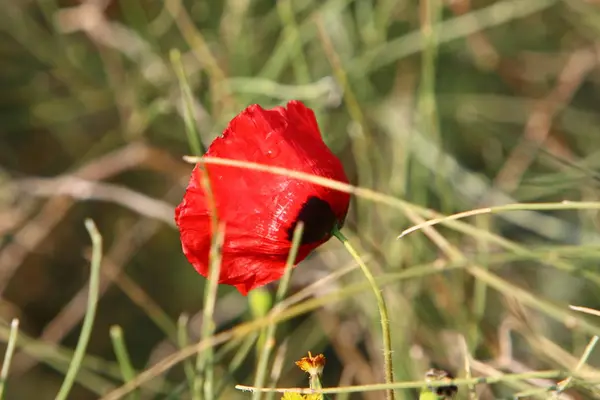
[309,373,322,391]
[109,326,139,400]
[55,219,103,400]
[332,227,395,400]
[194,224,225,399]
[170,48,205,156]
[177,314,197,398]
[252,223,305,400]
[309,372,323,400]
[0,319,19,400]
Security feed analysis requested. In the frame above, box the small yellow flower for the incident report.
[294,352,326,377]
[281,393,322,400]
[281,393,304,400]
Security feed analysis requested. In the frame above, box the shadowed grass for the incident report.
[98,248,600,399]
[4,0,600,399]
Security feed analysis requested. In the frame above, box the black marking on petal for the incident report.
[287,196,337,245]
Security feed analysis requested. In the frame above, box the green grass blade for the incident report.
[0,319,19,400]
[194,223,225,399]
[55,219,103,400]
[252,222,305,400]
[109,325,139,400]
[170,48,205,156]
[177,313,197,397]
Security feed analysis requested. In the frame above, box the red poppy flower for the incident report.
[175,100,350,295]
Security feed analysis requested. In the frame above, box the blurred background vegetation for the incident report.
[2,0,600,399]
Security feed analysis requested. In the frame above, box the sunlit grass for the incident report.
[2,0,600,399]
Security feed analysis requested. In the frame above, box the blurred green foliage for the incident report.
[2,0,600,399]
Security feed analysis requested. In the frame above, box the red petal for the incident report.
[175,101,350,295]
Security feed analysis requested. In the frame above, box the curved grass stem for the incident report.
[333,227,395,400]
[55,219,103,400]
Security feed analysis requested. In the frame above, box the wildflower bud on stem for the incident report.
[294,352,326,400]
